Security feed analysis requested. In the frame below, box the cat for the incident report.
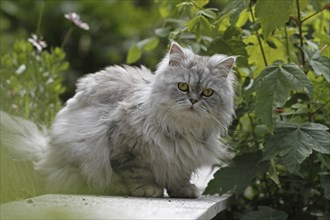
[0,41,236,198]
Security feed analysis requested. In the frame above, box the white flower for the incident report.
[28,34,47,52]
[64,12,90,30]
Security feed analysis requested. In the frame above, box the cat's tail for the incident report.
[0,111,48,163]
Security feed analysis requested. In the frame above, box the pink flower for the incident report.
[28,34,47,52]
[64,12,90,30]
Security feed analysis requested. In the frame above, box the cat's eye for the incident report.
[177,82,189,92]
[202,88,214,97]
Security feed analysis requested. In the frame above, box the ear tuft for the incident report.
[221,56,236,72]
[169,42,184,66]
[211,56,236,77]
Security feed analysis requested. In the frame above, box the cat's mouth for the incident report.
[187,105,201,114]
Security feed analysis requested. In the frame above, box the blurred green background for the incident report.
[1,0,329,219]
[1,0,169,101]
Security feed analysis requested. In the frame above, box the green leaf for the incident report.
[204,152,269,195]
[185,16,200,32]
[208,28,248,66]
[155,27,171,38]
[176,2,194,15]
[217,0,248,25]
[251,62,313,130]
[193,0,209,8]
[137,37,159,52]
[185,15,206,40]
[268,159,281,188]
[244,35,287,75]
[196,8,217,19]
[159,2,170,18]
[255,124,269,138]
[242,206,288,220]
[126,44,142,64]
[306,49,330,82]
[209,37,248,66]
[264,122,330,173]
[199,15,215,30]
[255,0,293,36]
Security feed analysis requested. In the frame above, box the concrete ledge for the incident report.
[1,194,232,219]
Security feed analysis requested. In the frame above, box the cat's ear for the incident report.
[211,56,236,77]
[169,42,185,66]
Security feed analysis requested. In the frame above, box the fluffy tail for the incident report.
[0,111,48,162]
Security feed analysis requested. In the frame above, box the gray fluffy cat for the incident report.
[1,42,236,198]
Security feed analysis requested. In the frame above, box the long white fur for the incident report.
[1,42,236,197]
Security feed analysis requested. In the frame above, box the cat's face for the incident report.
[150,42,236,134]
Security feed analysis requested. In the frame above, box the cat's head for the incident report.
[149,42,236,136]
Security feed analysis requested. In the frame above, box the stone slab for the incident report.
[1,194,232,219]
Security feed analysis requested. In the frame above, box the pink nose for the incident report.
[189,98,198,105]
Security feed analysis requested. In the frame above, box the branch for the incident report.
[284,26,291,62]
[296,0,306,68]
[309,99,330,117]
[36,1,45,36]
[301,3,330,23]
[249,1,268,67]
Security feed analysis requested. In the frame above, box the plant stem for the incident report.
[320,44,329,54]
[249,1,268,67]
[248,113,259,147]
[36,1,45,36]
[295,0,306,68]
[284,26,291,63]
[309,99,330,119]
[61,27,73,49]
[301,7,327,23]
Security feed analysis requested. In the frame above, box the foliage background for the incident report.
[0,0,329,219]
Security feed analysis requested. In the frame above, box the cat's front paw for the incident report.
[168,183,200,198]
[129,184,163,198]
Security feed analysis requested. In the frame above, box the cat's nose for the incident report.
[189,98,198,105]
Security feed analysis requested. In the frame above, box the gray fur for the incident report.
[0,42,236,198]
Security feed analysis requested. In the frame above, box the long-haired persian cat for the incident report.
[1,42,236,198]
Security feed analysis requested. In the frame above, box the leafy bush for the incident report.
[1,0,164,99]
[129,0,330,219]
[0,39,68,203]
[1,40,68,125]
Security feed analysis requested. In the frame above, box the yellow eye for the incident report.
[178,82,189,92]
[202,88,214,97]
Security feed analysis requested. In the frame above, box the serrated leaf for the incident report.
[306,49,330,82]
[204,152,269,195]
[126,44,142,64]
[255,0,293,36]
[264,122,330,173]
[252,63,313,130]
[242,206,288,220]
